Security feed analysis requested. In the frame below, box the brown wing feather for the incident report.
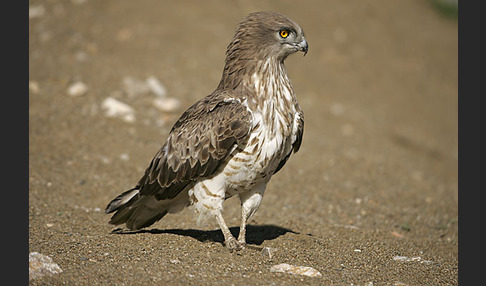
[137,91,252,200]
[275,111,303,174]
[292,111,304,153]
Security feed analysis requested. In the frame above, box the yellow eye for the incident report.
[280,30,289,38]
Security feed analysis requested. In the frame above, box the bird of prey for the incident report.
[106,11,308,251]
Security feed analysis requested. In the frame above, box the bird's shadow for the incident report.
[113,224,298,246]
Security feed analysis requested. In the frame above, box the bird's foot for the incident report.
[225,237,246,252]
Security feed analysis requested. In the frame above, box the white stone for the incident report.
[29,252,63,280]
[122,77,150,97]
[101,97,135,123]
[146,76,167,97]
[29,5,45,19]
[270,263,322,278]
[67,81,88,97]
[29,81,40,94]
[119,153,130,161]
[152,97,180,112]
[393,256,433,265]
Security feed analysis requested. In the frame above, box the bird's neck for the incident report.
[247,58,294,107]
[218,57,295,103]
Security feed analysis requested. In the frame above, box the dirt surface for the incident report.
[29,0,458,285]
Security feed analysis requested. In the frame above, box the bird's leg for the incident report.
[237,206,250,246]
[237,183,266,246]
[215,211,242,251]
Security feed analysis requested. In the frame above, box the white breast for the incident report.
[223,109,293,193]
[222,59,299,195]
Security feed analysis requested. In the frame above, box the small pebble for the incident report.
[98,155,111,164]
[101,97,135,123]
[270,263,322,278]
[393,256,433,264]
[29,81,40,94]
[122,77,150,97]
[146,76,167,97]
[152,97,180,112]
[261,247,277,259]
[67,81,88,97]
[391,231,405,239]
[119,153,130,161]
[29,252,63,280]
[29,5,45,19]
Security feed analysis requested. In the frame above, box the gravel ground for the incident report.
[29,0,458,285]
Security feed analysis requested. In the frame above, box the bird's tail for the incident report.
[105,187,189,230]
[105,188,139,214]
[105,188,168,230]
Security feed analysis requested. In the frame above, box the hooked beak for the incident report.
[298,37,308,56]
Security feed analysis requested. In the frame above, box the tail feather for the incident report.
[105,188,139,214]
[106,187,190,230]
[126,208,168,230]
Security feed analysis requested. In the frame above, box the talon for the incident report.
[237,239,246,248]
[225,237,245,251]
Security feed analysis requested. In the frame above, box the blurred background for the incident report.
[29,0,457,284]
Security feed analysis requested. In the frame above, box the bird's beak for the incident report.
[298,37,308,56]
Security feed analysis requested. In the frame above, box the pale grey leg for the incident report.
[215,211,242,251]
[237,206,250,245]
[237,183,266,246]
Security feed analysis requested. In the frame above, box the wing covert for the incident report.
[137,93,252,200]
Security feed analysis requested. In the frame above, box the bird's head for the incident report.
[228,11,308,62]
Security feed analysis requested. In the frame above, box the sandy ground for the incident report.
[29,0,458,285]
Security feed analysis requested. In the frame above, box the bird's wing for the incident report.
[274,110,303,174]
[137,91,252,200]
[292,111,304,153]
